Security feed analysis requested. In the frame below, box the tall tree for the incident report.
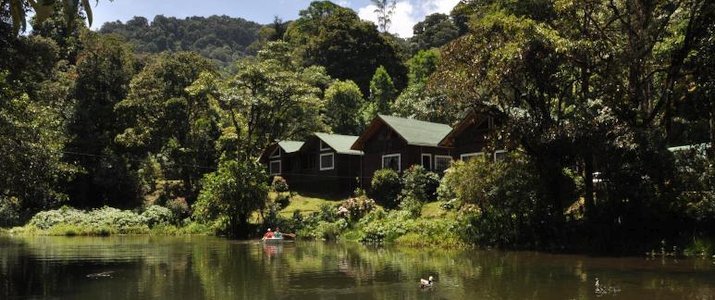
[64,32,137,207]
[324,80,365,135]
[285,1,407,95]
[369,66,397,115]
[209,41,328,160]
[0,32,76,223]
[115,52,220,202]
[372,0,396,32]
[409,13,459,53]
[435,0,715,247]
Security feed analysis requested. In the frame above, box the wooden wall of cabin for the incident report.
[283,137,360,197]
[359,125,452,185]
[452,119,489,159]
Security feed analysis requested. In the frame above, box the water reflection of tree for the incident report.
[4,237,715,299]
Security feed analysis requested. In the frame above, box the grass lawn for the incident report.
[279,193,343,217]
[420,201,456,219]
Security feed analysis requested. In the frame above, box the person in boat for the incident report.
[262,228,274,240]
[273,227,283,239]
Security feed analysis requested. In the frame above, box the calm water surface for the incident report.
[1,235,715,299]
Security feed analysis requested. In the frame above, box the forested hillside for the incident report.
[99,15,263,66]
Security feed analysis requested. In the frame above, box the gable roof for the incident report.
[260,140,304,161]
[439,110,490,147]
[352,115,453,149]
[277,140,304,153]
[313,132,363,155]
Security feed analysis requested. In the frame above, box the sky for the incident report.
[90,0,461,38]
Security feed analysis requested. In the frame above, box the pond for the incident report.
[1,235,714,299]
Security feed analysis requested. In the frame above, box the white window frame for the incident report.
[421,153,432,170]
[460,152,484,161]
[434,155,453,172]
[381,153,402,172]
[269,147,281,158]
[494,150,507,162]
[319,152,335,171]
[320,140,331,151]
[269,160,281,175]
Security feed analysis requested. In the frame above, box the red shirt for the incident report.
[263,231,274,239]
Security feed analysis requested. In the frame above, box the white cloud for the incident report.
[420,0,461,15]
[357,0,460,38]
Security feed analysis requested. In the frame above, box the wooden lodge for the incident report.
[260,112,504,194]
[260,133,362,195]
[259,140,304,184]
[350,115,454,184]
[292,132,363,194]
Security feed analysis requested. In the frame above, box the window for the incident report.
[421,154,432,170]
[320,153,334,171]
[269,160,281,175]
[382,154,401,172]
[494,150,507,162]
[460,152,484,162]
[320,140,331,151]
[269,147,281,158]
[434,155,453,172]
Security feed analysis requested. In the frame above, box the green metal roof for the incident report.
[314,133,363,155]
[278,141,304,153]
[378,115,453,147]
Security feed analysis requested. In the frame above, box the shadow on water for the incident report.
[1,235,715,299]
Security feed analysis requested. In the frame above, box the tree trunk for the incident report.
[710,100,715,159]
[584,152,595,219]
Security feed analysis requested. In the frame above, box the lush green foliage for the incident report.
[100,15,262,66]
[285,1,407,94]
[192,160,268,236]
[337,195,377,221]
[324,80,366,135]
[28,206,146,234]
[449,156,559,248]
[368,66,397,115]
[370,169,402,209]
[400,165,440,203]
[140,205,175,227]
[408,13,459,53]
[271,176,289,193]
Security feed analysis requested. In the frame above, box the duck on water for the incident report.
[420,276,434,289]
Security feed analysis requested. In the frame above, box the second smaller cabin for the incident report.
[292,133,363,195]
[259,140,305,185]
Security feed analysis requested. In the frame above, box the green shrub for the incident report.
[275,192,291,209]
[298,219,348,241]
[401,165,440,202]
[166,197,190,223]
[319,203,339,222]
[271,176,289,192]
[337,195,376,221]
[358,210,411,244]
[453,155,557,248]
[141,205,174,227]
[0,197,21,227]
[398,196,423,218]
[370,168,402,209]
[28,206,150,234]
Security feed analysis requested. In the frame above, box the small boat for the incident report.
[262,237,285,243]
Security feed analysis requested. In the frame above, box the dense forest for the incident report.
[99,15,263,66]
[1,0,714,253]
